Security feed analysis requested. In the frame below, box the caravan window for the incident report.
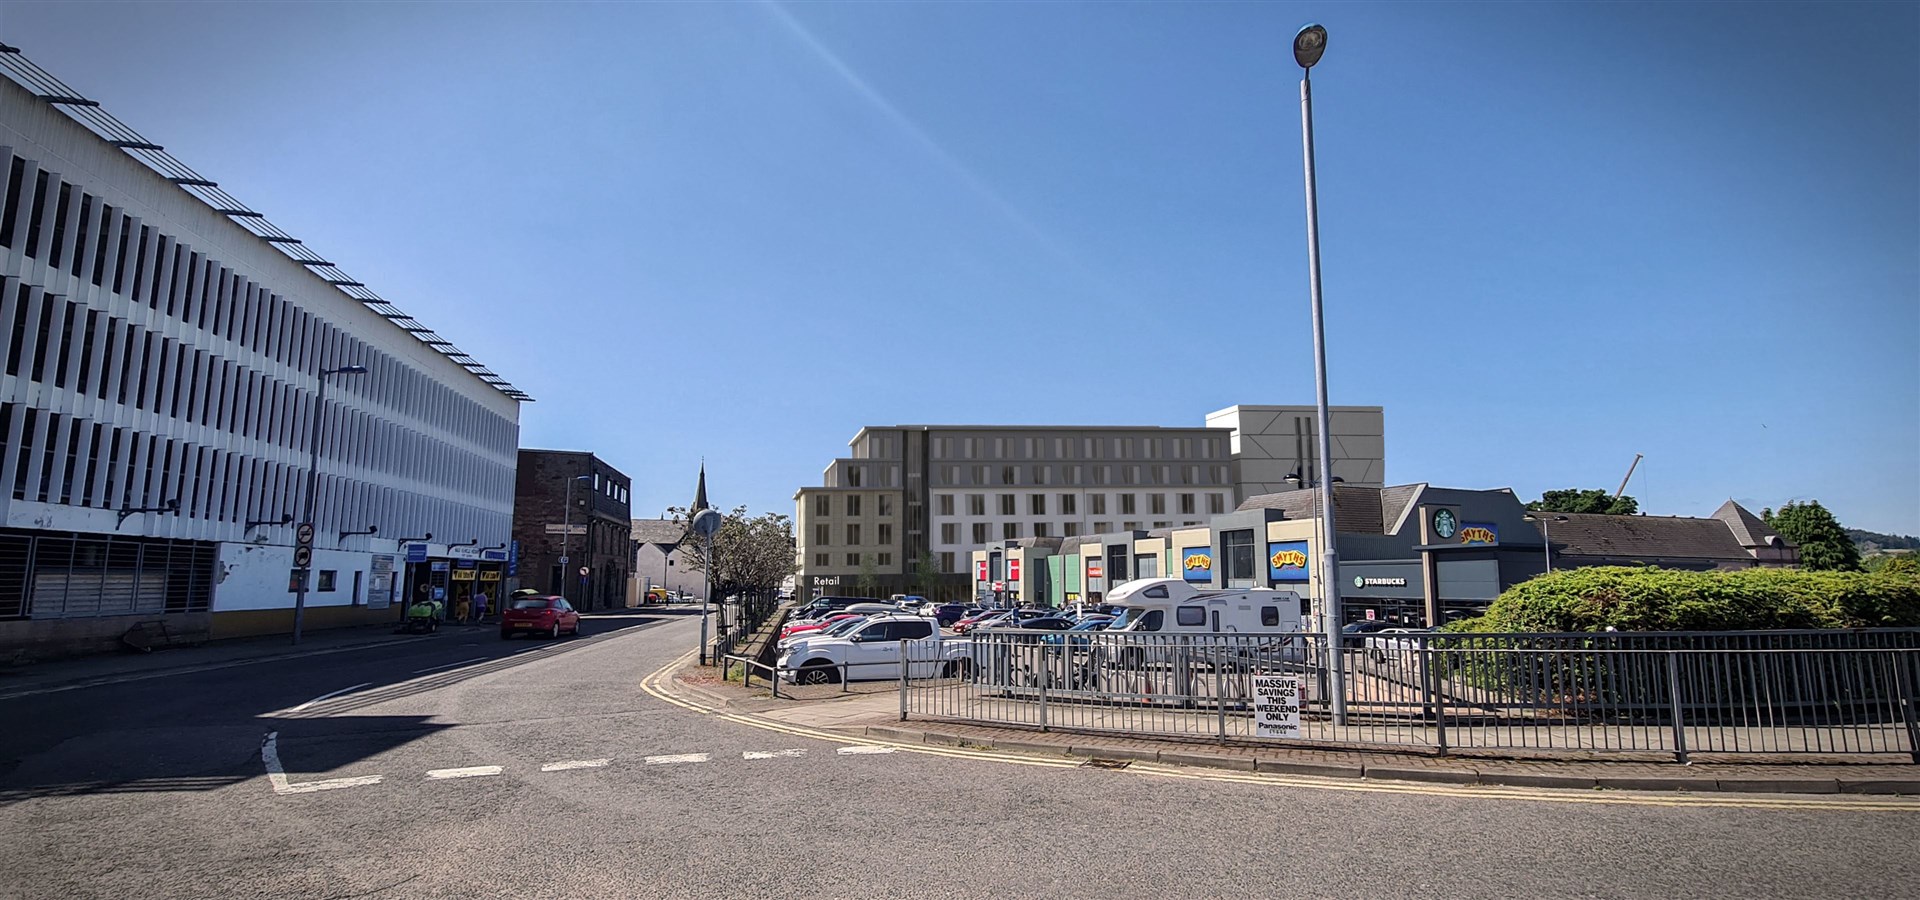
[1143,585,1170,599]
[1176,607,1206,627]
[1136,610,1164,632]
[1261,607,1280,627]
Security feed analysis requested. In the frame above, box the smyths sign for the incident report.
[1008,559,1022,582]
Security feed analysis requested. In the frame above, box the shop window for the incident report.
[1222,530,1256,586]
[318,570,337,592]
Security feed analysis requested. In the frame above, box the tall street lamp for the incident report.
[1292,22,1345,723]
[292,363,367,645]
[1525,514,1569,573]
[561,473,591,605]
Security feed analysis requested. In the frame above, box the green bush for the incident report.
[1444,566,1920,633]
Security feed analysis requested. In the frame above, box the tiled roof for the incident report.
[1710,500,1794,549]
[1545,513,1751,561]
[629,518,687,545]
[1237,485,1387,534]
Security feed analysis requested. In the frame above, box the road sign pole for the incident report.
[292,375,327,646]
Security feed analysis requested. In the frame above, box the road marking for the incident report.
[743,749,808,760]
[540,759,611,772]
[636,645,1920,812]
[427,766,504,779]
[837,745,896,755]
[644,753,710,765]
[289,682,373,712]
[412,656,487,675]
[261,731,385,795]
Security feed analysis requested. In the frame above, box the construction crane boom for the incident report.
[1615,453,1643,498]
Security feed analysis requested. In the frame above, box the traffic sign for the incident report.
[295,523,315,547]
[287,568,309,592]
[558,555,569,565]
[293,546,312,568]
[578,566,590,577]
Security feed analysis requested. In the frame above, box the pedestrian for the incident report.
[472,589,489,624]
[452,590,471,624]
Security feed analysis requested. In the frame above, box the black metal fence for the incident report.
[902,628,1920,761]
[708,590,782,663]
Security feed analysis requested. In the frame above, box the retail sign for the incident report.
[1008,558,1021,582]
[1430,509,1458,540]
[1267,540,1310,583]
[1459,522,1500,546]
[509,540,520,576]
[1251,675,1303,738]
[456,559,476,569]
[405,543,428,563]
[1353,575,1408,589]
[449,545,482,560]
[992,581,1006,591]
[545,523,587,536]
[975,560,988,582]
[1087,562,1104,579]
[481,548,508,562]
[431,560,450,573]
[1180,547,1213,583]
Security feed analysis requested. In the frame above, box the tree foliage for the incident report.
[1763,500,1861,571]
[665,505,798,594]
[1526,488,1639,515]
[911,551,942,598]
[1865,554,1918,576]
[856,554,879,596]
[1444,566,1920,633]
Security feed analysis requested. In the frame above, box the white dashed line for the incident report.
[644,753,711,765]
[427,766,504,780]
[743,749,808,760]
[837,745,896,755]
[540,759,612,772]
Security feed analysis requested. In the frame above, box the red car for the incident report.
[780,613,861,641]
[501,595,580,639]
[952,611,1009,635]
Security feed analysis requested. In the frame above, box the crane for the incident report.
[1615,453,1643,498]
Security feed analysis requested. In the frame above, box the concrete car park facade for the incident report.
[0,69,524,657]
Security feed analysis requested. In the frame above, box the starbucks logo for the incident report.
[1431,509,1458,539]
[1353,575,1366,589]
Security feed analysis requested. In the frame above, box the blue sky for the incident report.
[5,2,1915,533]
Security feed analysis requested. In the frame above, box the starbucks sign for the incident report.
[1431,508,1458,540]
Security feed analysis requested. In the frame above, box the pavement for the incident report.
[5,611,1920,899]
[667,660,1920,796]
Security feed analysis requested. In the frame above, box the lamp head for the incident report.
[1293,24,1327,69]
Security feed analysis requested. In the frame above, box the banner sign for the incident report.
[1252,675,1304,738]
[1459,522,1500,546]
[1267,540,1310,583]
[1008,558,1021,582]
[368,555,395,610]
[976,559,989,583]
[1180,547,1213,583]
[405,543,428,564]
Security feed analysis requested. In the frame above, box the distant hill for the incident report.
[1849,528,1920,552]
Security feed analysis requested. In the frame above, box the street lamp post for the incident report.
[1292,23,1345,724]
[691,509,722,665]
[292,364,367,645]
[561,473,590,605]
[1525,514,1569,573]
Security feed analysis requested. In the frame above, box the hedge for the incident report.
[1444,566,1920,633]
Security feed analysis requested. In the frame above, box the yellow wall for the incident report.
[209,605,399,640]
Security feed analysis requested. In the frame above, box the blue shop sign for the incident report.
[1267,540,1310,583]
[1459,522,1500,546]
[508,540,520,576]
[405,543,428,563]
[1180,547,1213,583]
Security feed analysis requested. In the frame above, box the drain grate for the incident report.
[1080,758,1132,770]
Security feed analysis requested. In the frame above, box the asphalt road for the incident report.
[2,611,1915,899]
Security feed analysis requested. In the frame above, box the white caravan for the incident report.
[1104,578,1304,635]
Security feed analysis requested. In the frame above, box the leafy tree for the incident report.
[1527,488,1639,515]
[1763,501,1861,571]
[665,504,799,594]
[856,554,879,597]
[1866,554,1918,576]
[911,550,942,599]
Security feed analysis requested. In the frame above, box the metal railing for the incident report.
[901,628,1920,761]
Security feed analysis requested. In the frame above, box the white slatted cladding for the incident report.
[0,133,517,552]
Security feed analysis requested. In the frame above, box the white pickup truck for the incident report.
[777,614,973,685]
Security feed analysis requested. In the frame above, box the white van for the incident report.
[1104,578,1303,635]
[842,602,898,616]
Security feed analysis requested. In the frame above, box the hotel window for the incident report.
[878,524,892,544]
[846,466,862,487]
[846,495,862,516]
[1094,521,1112,533]
[846,553,860,566]
[1150,494,1166,515]
[877,553,892,566]
[941,523,957,544]
[999,495,1016,516]
[815,553,829,566]
[1179,493,1196,515]
[968,494,986,515]
[1122,521,1141,531]
[1091,494,1107,515]
[815,524,830,546]
[963,438,977,458]
[1059,494,1077,516]
[972,523,988,544]
[938,494,955,515]
[1054,438,1068,458]
[1066,465,1082,485]
[1030,494,1046,515]
[935,438,951,458]
[993,438,1008,458]
[1122,466,1138,485]
[1063,522,1080,537]
[939,552,954,573]
[1209,493,1226,514]
[973,465,989,485]
[1002,522,1021,539]
[945,465,960,484]
[1033,523,1049,537]
[1095,466,1111,485]
[878,495,893,516]
[1025,437,1040,458]
[1175,438,1191,458]
[846,524,860,544]
[1116,437,1133,458]
[1144,438,1159,459]
[1032,465,1049,485]
[1085,438,1100,459]
[1204,438,1220,457]
[1120,494,1137,515]
[1000,465,1016,485]
[1156,465,1171,484]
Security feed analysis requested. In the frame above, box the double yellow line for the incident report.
[639,649,1920,811]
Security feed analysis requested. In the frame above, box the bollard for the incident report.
[899,639,909,722]
[1666,651,1689,764]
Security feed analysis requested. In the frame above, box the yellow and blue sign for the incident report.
[1459,522,1500,546]
[1181,547,1213,583]
[1268,540,1310,583]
